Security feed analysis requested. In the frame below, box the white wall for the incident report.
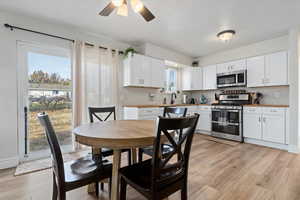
[0,11,131,169]
[0,11,191,169]
[138,43,193,66]
[197,35,289,66]
[288,28,300,153]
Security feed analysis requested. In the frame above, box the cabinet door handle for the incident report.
[263,117,266,123]
[258,117,261,122]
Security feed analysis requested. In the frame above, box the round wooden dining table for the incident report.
[72,120,157,200]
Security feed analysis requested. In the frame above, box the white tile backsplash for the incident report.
[189,86,289,105]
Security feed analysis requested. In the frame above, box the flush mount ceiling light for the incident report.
[99,0,155,22]
[217,30,236,42]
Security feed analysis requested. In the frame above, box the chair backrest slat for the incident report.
[38,113,65,183]
[151,114,199,189]
[88,107,116,123]
[163,107,187,118]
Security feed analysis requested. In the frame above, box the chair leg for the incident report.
[138,148,143,163]
[120,177,127,200]
[58,191,66,200]
[181,181,188,200]
[109,177,112,199]
[100,182,104,191]
[128,150,132,165]
[95,182,99,196]
[52,173,58,200]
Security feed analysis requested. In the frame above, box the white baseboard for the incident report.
[244,138,289,151]
[288,144,300,154]
[196,130,211,135]
[0,156,19,169]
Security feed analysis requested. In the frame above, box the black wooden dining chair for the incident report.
[37,113,112,200]
[88,107,132,190]
[119,114,200,200]
[138,107,188,162]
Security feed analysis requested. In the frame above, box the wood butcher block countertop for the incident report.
[123,104,289,108]
[123,104,210,108]
[243,104,289,108]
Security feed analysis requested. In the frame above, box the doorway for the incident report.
[17,41,73,161]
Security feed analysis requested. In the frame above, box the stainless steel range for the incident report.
[211,91,251,142]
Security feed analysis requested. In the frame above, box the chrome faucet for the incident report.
[170,92,177,104]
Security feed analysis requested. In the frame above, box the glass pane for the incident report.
[28,52,72,153]
[166,68,177,92]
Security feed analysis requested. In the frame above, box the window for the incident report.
[166,67,178,93]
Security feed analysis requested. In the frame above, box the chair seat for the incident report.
[142,144,174,158]
[119,159,153,191]
[64,155,112,191]
[101,148,131,157]
[120,159,182,192]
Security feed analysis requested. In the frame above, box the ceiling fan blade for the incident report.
[139,6,155,22]
[99,2,116,16]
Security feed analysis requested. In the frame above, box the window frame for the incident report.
[165,67,178,93]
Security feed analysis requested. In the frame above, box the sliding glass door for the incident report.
[18,42,73,160]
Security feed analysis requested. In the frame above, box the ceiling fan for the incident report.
[99,0,155,22]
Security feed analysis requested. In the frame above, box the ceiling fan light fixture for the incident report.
[112,0,123,7]
[217,30,236,42]
[131,0,144,13]
[117,3,128,16]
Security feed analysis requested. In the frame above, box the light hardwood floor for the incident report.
[1,134,300,200]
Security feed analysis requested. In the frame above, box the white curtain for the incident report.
[72,40,121,127]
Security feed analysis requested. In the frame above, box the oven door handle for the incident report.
[226,110,240,112]
[212,109,240,112]
[211,121,240,126]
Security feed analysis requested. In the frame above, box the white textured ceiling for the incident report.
[0,0,300,57]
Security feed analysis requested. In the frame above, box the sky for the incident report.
[28,52,71,79]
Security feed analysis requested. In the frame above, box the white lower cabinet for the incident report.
[124,106,212,133]
[262,108,286,144]
[243,107,286,144]
[123,107,163,120]
[198,106,211,133]
[243,108,262,140]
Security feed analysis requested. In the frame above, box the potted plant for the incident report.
[124,47,137,58]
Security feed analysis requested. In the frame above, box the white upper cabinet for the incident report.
[191,67,203,90]
[181,67,192,91]
[141,56,152,86]
[246,55,265,87]
[217,62,230,74]
[246,51,288,88]
[202,65,217,90]
[182,66,202,91]
[123,54,165,88]
[265,51,288,86]
[151,58,166,88]
[217,59,246,74]
[230,59,247,71]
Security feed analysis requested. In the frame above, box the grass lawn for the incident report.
[29,108,72,152]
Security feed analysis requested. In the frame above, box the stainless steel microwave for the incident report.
[217,70,247,88]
